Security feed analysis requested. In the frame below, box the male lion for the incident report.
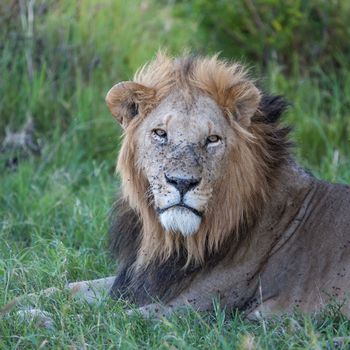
[5,53,350,323]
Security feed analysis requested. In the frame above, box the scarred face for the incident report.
[135,91,232,236]
[105,54,261,245]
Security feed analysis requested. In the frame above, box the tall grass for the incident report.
[0,0,349,348]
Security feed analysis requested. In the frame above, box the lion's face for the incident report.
[106,53,265,265]
[135,91,231,236]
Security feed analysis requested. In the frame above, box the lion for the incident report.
[4,53,350,324]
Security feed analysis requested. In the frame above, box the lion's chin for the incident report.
[159,207,201,236]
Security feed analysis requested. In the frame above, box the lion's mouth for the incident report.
[157,204,203,217]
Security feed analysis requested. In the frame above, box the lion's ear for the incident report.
[105,82,155,128]
[229,82,261,127]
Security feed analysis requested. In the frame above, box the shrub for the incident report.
[179,0,350,73]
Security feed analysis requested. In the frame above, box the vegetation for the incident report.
[185,0,350,71]
[0,0,349,348]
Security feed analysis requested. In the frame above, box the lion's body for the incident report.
[161,169,350,318]
[252,178,350,317]
[109,161,350,318]
[105,53,350,317]
[6,53,349,323]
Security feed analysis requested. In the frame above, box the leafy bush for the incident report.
[180,0,350,73]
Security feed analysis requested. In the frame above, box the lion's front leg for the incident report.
[131,298,214,319]
[1,276,116,328]
[131,289,217,319]
[66,276,115,303]
[128,303,173,318]
[130,262,261,319]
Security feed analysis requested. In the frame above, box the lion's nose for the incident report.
[165,174,201,196]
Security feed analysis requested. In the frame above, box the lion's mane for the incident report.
[109,54,291,305]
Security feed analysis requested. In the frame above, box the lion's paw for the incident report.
[126,303,169,319]
[17,308,55,329]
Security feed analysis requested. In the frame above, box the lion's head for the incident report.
[106,53,289,268]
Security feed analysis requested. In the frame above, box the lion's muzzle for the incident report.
[164,174,201,197]
[156,174,203,236]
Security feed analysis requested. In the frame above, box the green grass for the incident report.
[1,1,350,349]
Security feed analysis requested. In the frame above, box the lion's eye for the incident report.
[152,128,167,139]
[206,135,221,144]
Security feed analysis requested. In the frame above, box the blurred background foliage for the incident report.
[0,0,349,171]
[186,0,350,72]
